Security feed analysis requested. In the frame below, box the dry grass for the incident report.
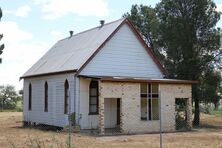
[0,112,222,148]
[200,113,222,128]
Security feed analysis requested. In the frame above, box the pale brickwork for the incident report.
[98,95,105,134]
[99,82,192,134]
[159,84,192,131]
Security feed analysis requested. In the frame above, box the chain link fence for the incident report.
[0,103,222,147]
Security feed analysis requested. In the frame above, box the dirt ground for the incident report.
[0,112,222,148]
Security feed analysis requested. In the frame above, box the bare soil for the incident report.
[0,112,222,148]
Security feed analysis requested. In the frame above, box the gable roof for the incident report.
[21,18,166,79]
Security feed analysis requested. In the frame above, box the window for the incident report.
[140,83,159,120]
[44,81,48,112]
[89,80,98,114]
[64,80,69,114]
[28,83,32,110]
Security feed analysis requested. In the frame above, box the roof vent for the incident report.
[100,20,105,27]
[69,30,74,37]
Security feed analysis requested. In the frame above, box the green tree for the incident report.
[0,7,4,63]
[155,0,221,126]
[200,69,222,109]
[0,85,20,111]
[19,89,23,96]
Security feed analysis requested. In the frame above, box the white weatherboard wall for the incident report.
[23,73,75,127]
[79,78,98,129]
[80,24,163,78]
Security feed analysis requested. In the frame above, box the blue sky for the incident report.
[0,0,222,91]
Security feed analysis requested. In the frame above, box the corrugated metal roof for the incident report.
[22,18,126,78]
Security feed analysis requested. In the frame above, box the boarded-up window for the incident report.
[28,83,32,111]
[89,80,98,114]
[44,81,48,112]
[141,97,147,120]
[64,80,69,114]
[152,97,159,120]
[140,83,159,120]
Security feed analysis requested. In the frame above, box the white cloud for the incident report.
[216,4,222,12]
[15,5,31,17]
[33,0,109,20]
[5,5,31,18]
[0,21,32,44]
[0,21,48,90]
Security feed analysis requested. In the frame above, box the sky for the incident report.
[0,0,222,91]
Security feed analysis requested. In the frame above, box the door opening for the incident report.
[117,98,120,125]
[175,98,188,130]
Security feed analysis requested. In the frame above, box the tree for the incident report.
[200,69,222,109]
[19,89,23,96]
[156,0,221,126]
[0,85,20,111]
[0,7,4,63]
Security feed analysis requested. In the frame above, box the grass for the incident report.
[0,112,222,148]
[0,109,22,112]
[210,109,222,117]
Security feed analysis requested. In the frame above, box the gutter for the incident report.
[20,69,78,80]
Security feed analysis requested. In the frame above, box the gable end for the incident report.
[79,19,165,78]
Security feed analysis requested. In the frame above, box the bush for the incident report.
[69,112,76,126]
[15,106,23,112]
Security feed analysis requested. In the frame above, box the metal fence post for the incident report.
[159,90,162,148]
[68,90,71,148]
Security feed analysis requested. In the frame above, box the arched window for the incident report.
[89,80,98,114]
[28,83,32,110]
[64,80,69,114]
[44,81,48,112]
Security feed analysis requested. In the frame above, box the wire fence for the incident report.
[0,103,222,147]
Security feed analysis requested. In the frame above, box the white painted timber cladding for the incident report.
[81,24,163,78]
[23,73,75,127]
[79,78,98,129]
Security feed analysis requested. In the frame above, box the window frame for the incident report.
[140,83,159,121]
[28,83,32,111]
[44,81,48,112]
[89,80,99,115]
[64,80,69,114]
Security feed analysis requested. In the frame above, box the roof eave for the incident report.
[100,78,198,84]
[20,69,77,80]
[78,75,198,84]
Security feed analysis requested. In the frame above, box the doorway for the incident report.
[104,98,121,130]
[117,98,120,126]
[175,98,189,130]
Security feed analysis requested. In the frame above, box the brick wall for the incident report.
[159,84,192,131]
[99,82,192,134]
